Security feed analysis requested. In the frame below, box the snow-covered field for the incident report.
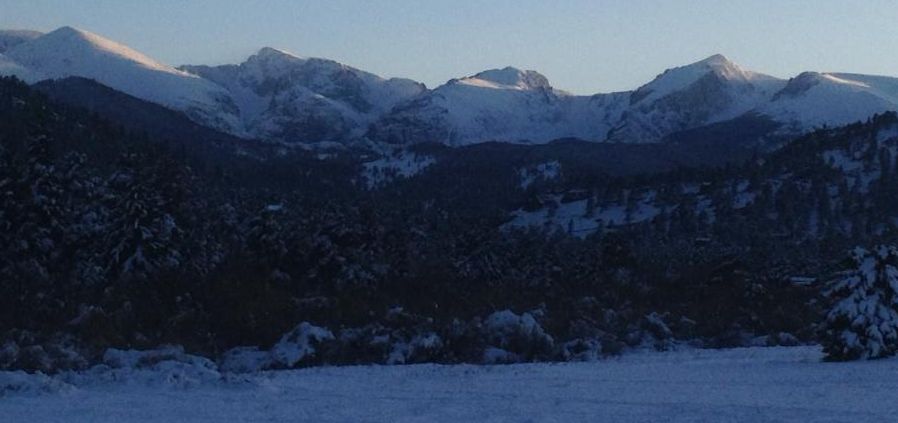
[2,346,897,422]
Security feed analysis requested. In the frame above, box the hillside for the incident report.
[6,76,894,372]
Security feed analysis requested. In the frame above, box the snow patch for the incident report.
[98,346,221,389]
[519,161,561,188]
[363,151,436,188]
[505,192,662,238]
[271,322,334,368]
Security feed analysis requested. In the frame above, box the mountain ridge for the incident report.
[1,26,897,147]
[3,26,245,135]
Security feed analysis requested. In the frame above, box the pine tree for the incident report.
[821,246,898,361]
[243,202,290,281]
[102,153,187,281]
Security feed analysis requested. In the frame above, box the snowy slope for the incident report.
[0,30,45,82]
[0,29,42,53]
[371,55,789,146]
[0,53,42,82]
[363,150,436,188]
[372,55,898,146]
[1,27,243,134]
[181,47,425,144]
[369,66,629,145]
[608,54,786,143]
[631,54,782,105]
[2,346,898,422]
[763,72,898,130]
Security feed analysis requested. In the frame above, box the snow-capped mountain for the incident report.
[372,54,898,146]
[0,27,243,134]
[369,54,789,146]
[181,47,425,144]
[1,25,897,148]
[762,72,898,131]
[368,66,629,145]
[608,54,786,143]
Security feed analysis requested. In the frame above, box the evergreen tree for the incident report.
[821,246,898,361]
[102,153,187,281]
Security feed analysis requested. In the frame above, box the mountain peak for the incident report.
[690,54,782,86]
[255,47,300,60]
[43,26,106,45]
[49,26,88,37]
[773,71,881,102]
[243,47,307,72]
[0,24,242,134]
[696,53,731,66]
[459,66,551,90]
[683,54,751,80]
[631,54,779,105]
[19,26,177,74]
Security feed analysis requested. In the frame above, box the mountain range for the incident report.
[2,26,898,147]
[4,25,898,373]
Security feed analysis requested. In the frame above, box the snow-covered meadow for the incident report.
[2,346,896,422]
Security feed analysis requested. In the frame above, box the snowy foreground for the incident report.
[2,346,897,422]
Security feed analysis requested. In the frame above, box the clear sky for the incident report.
[2,0,897,94]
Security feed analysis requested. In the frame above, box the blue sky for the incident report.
[2,0,897,94]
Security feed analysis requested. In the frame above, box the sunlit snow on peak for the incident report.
[35,26,194,77]
[458,67,552,91]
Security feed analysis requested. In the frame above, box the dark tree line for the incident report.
[2,76,897,371]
